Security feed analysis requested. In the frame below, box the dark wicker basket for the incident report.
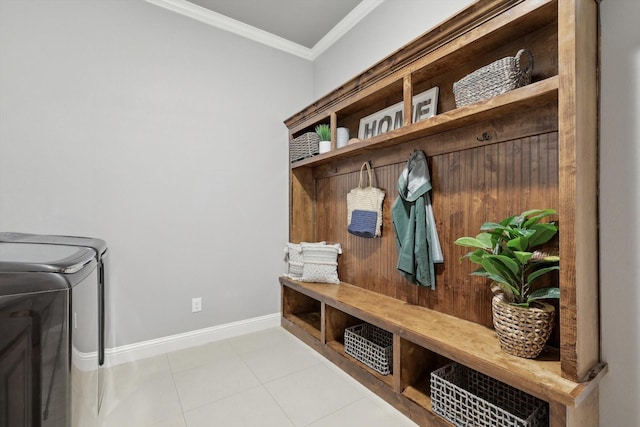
[344,323,392,375]
[431,363,548,427]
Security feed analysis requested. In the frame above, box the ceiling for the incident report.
[146,0,382,60]
[186,0,363,49]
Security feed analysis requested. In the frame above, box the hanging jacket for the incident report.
[392,150,443,289]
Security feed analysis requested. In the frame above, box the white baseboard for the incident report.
[104,312,280,367]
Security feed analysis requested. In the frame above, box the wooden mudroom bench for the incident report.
[281,277,606,426]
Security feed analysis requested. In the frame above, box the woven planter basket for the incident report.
[492,294,555,359]
[453,49,534,107]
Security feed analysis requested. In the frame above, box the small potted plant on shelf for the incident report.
[454,209,560,359]
[315,124,331,154]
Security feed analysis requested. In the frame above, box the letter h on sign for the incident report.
[363,121,377,139]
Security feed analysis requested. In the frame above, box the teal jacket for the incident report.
[392,150,443,289]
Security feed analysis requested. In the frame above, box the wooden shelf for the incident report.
[403,384,432,411]
[285,0,558,134]
[291,77,558,169]
[284,312,321,340]
[326,340,394,389]
[322,338,455,427]
[280,277,607,408]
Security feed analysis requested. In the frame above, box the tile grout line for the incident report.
[164,352,190,427]
[301,397,370,427]
[260,378,299,427]
[166,337,278,422]
[233,346,300,426]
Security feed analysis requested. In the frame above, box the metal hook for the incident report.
[477,132,491,142]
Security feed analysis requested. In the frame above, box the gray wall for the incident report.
[0,0,313,347]
[314,0,640,425]
[313,0,471,98]
[599,0,640,424]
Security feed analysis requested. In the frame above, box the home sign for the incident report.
[358,87,439,140]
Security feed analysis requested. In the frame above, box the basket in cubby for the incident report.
[289,132,319,162]
[344,323,392,375]
[453,49,534,107]
[431,363,548,427]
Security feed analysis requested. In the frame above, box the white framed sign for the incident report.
[358,87,439,140]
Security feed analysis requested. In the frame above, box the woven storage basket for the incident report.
[344,323,392,375]
[492,294,555,359]
[431,363,548,427]
[453,49,533,107]
[290,132,319,163]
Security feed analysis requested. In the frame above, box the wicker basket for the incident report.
[431,363,548,427]
[290,132,319,163]
[344,323,392,375]
[492,294,555,359]
[453,49,534,107]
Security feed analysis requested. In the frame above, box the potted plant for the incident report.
[454,209,560,358]
[315,124,331,154]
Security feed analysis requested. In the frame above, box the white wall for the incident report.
[599,0,640,424]
[313,0,471,98]
[315,0,639,425]
[0,0,313,347]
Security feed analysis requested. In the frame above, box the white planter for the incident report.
[319,140,331,154]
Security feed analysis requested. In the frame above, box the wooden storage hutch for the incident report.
[280,0,606,425]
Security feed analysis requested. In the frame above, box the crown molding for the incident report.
[145,0,382,61]
[310,0,384,60]
[146,0,313,59]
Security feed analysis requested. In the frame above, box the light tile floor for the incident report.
[99,327,419,427]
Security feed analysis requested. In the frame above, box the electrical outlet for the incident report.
[192,297,202,313]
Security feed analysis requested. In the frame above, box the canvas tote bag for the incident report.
[347,162,385,238]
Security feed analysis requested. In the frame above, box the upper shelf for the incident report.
[291,76,559,169]
[285,0,558,134]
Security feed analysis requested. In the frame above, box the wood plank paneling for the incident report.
[290,167,315,242]
[311,133,559,328]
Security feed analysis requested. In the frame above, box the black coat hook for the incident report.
[477,132,491,142]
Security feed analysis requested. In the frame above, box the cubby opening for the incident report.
[324,306,394,387]
[281,286,321,340]
[324,305,361,346]
[411,18,558,116]
[290,119,329,141]
[335,78,405,143]
[399,338,452,409]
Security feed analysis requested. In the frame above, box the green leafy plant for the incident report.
[315,124,331,141]
[454,209,560,307]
